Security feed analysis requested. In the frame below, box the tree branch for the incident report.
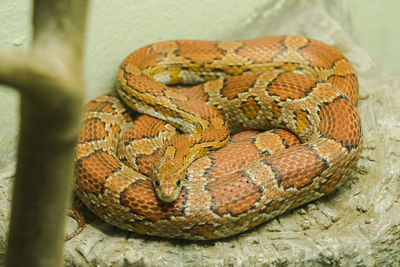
[0,48,37,90]
[3,0,89,266]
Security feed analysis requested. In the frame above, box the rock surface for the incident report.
[1,0,399,266]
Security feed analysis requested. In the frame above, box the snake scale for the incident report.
[75,36,362,240]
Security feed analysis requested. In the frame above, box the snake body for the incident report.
[75,36,362,240]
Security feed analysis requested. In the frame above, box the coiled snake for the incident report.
[75,36,362,240]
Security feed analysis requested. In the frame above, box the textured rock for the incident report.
[1,0,399,266]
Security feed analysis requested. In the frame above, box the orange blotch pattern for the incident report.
[77,118,107,143]
[123,115,170,140]
[208,173,262,216]
[221,73,259,100]
[123,73,165,97]
[177,40,223,65]
[120,180,186,222]
[327,74,358,104]
[267,72,315,100]
[273,129,301,148]
[84,100,116,114]
[266,146,327,189]
[299,39,344,69]
[75,151,121,194]
[318,97,361,148]
[237,36,285,63]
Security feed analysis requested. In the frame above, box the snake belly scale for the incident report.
[75,36,362,240]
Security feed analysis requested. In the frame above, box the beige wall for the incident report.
[344,0,400,76]
[0,0,398,178]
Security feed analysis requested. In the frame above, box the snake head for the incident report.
[152,173,184,203]
[151,145,186,203]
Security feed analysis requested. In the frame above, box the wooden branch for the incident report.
[3,0,89,266]
[0,48,36,90]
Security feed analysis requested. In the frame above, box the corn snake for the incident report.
[74,36,362,240]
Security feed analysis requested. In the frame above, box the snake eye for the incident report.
[154,180,160,187]
[176,180,181,186]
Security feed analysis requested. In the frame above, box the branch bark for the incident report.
[1,1,88,266]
